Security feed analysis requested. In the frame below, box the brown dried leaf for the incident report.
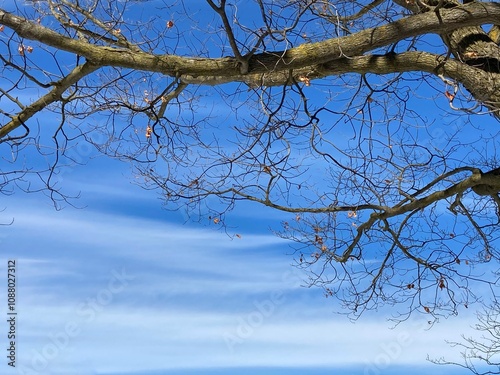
[444,91,455,101]
[145,125,152,138]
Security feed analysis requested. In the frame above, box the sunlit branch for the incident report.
[0,61,99,140]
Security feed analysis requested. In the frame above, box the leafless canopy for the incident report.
[2,0,500,320]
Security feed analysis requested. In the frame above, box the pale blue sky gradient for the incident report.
[1,156,478,375]
[0,0,494,374]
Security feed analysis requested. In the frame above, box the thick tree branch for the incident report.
[0,62,99,140]
[2,0,500,322]
[1,3,500,79]
[182,51,500,113]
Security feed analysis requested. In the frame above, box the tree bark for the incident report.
[1,3,500,78]
[1,2,500,140]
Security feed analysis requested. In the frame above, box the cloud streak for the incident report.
[1,186,477,375]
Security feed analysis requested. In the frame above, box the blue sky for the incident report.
[0,155,479,375]
[0,0,497,374]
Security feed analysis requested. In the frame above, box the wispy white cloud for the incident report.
[13,298,479,375]
[0,186,480,375]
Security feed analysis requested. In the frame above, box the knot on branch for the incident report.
[471,167,500,196]
[472,184,500,196]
